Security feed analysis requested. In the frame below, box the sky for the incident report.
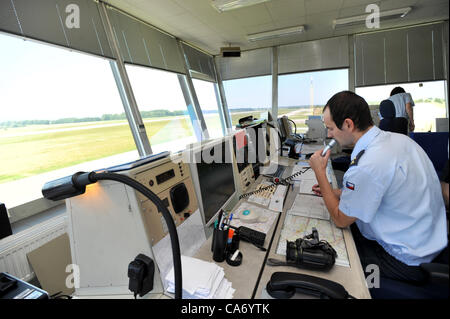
[0,32,213,121]
[0,31,447,122]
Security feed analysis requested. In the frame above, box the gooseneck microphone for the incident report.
[321,139,337,156]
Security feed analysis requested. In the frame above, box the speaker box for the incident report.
[170,183,189,214]
[220,47,241,57]
[0,203,12,240]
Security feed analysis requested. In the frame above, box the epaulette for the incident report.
[350,150,365,167]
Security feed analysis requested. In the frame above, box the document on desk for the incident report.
[165,255,235,299]
[298,179,316,195]
[152,209,206,290]
[230,202,279,235]
[288,193,330,220]
[276,214,350,267]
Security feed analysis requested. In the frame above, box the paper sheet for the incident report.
[288,193,330,220]
[298,179,317,195]
[152,209,206,290]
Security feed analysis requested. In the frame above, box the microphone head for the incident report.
[321,139,337,156]
[328,139,337,148]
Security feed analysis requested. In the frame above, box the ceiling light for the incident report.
[212,0,271,13]
[333,7,412,29]
[246,25,305,42]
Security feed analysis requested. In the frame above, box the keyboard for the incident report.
[260,164,286,178]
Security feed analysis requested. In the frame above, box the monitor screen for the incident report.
[233,130,249,173]
[195,140,236,226]
[246,122,269,166]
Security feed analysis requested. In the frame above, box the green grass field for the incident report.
[11,102,440,184]
[0,117,194,183]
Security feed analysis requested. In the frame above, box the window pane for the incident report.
[278,69,349,133]
[223,75,272,127]
[0,34,137,208]
[125,64,197,153]
[192,79,224,139]
[356,81,448,132]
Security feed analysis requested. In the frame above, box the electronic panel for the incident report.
[65,153,199,297]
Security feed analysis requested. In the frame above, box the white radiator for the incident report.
[0,215,68,281]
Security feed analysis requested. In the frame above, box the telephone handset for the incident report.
[266,272,352,299]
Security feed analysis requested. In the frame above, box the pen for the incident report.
[229,213,233,224]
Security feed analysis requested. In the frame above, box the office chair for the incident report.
[378,100,408,135]
[369,244,449,299]
[409,132,449,178]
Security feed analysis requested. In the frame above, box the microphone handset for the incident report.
[321,139,337,157]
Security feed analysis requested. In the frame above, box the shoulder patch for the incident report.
[349,150,365,167]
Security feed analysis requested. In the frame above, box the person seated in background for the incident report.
[309,91,447,287]
[386,86,415,132]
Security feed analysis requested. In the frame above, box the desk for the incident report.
[193,174,282,299]
[194,153,371,299]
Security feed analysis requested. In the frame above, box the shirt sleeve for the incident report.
[405,93,415,106]
[339,167,387,223]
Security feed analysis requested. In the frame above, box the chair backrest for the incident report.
[379,100,408,135]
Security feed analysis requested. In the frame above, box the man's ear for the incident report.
[343,118,355,131]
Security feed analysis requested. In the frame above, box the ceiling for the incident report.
[104,0,449,55]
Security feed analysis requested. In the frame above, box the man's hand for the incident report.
[309,149,330,174]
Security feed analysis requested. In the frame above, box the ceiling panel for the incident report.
[265,0,306,20]
[305,0,344,15]
[228,5,274,27]
[273,16,307,29]
[104,0,449,55]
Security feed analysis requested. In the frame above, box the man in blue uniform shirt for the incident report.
[309,91,447,284]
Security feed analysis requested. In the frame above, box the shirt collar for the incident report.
[351,126,381,160]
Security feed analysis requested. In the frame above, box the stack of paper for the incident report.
[165,256,235,299]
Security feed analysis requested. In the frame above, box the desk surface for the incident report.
[195,153,371,299]
[255,156,371,299]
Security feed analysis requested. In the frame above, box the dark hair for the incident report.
[390,86,405,96]
[323,91,373,131]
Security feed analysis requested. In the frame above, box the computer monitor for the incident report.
[277,115,292,142]
[190,137,237,227]
[233,130,249,173]
[245,122,270,177]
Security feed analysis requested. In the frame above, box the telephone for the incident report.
[266,272,351,299]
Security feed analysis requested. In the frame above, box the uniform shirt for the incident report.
[382,92,414,119]
[339,126,447,266]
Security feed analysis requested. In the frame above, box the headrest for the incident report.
[379,100,396,118]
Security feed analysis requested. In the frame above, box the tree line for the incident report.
[0,109,187,128]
